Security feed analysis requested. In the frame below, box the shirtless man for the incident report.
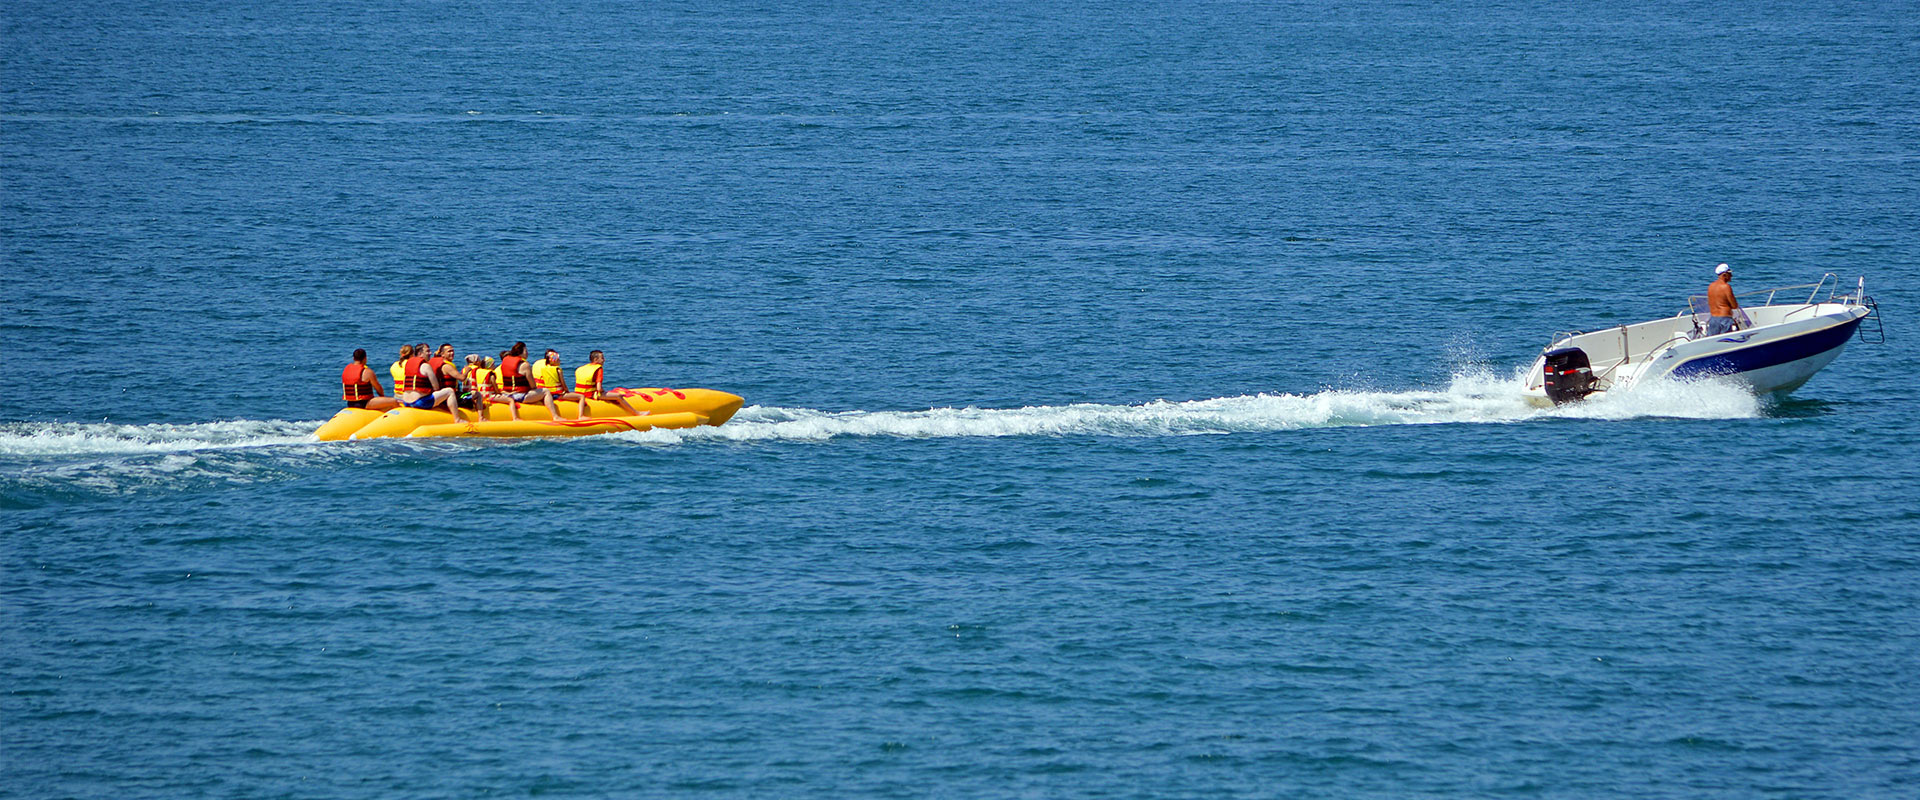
[1706,263,1742,335]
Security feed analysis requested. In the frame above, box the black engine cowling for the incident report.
[1542,347,1596,405]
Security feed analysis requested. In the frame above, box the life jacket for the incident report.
[341,363,374,401]
[533,359,565,392]
[442,359,464,391]
[500,355,530,392]
[403,356,429,394]
[427,356,452,391]
[471,367,500,394]
[574,363,602,395]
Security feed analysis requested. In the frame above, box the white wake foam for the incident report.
[610,372,1765,445]
[1545,374,1765,421]
[0,419,317,458]
[0,373,1765,459]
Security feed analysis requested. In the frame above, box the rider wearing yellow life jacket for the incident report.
[529,349,587,420]
[466,359,496,394]
[455,354,486,411]
[573,361,600,396]
[390,344,414,394]
[533,356,565,394]
[575,350,640,417]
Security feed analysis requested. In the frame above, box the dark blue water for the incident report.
[5,1,1918,797]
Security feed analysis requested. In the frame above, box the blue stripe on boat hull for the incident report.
[1669,317,1863,379]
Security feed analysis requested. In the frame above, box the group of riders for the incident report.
[339,341,641,421]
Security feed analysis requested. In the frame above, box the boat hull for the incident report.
[1657,314,1862,393]
[1523,306,1868,406]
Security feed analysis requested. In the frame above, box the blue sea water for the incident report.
[4,0,1919,796]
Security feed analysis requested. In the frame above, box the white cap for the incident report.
[1715,263,1731,275]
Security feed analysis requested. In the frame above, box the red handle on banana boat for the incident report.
[612,387,686,402]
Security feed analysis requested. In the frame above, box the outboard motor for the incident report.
[1542,347,1596,405]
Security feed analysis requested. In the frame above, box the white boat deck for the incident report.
[1524,275,1878,400]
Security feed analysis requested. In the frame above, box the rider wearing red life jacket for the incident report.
[495,342,535,421]
[399,349,460,416]
[339,348,398,411]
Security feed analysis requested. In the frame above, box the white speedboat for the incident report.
[1525,274,1882,406]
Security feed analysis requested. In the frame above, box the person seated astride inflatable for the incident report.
[457,354,482,412]
[466,355,509,416]
[575,350,642,418]
[413,341,440,392]
[428,343,464,406]
[530,348,587,420]
[389,344,414,401]
[399,345,460,415]
[496,342,533,421]
[342,348,400,412]
[459,354,504,415]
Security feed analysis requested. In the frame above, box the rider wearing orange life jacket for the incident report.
[497,342,535,420]
[400,347,460,416]
[340,348,399,411]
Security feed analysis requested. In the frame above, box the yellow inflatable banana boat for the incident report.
[314,388,743,441]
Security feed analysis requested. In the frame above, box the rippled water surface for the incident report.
[4,1,1918,797]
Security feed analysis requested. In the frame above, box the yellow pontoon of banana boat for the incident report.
[315,388,743,441]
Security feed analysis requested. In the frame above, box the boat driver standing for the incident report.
[1706,263,1742,335]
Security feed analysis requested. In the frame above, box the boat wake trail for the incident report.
[620,372,1765,444]
[0,419,317,458]
[0,370,1766,494]
[0,375,1763,499]
[1,420,364,503]
[0,373,1764,461]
